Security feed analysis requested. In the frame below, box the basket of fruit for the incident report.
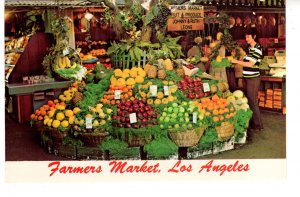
[215,121,234,141]
[159,102,206,147]
[78,128,109,147]
[72,103,114,146]
[111,99,158,147]
[47,127,69,142]
[168,127,205,147]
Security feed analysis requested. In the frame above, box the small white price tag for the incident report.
[203,83,210,92]
[149,85,158,97]
[85,117,93,129]
[114,90,121,100]
[164,86,169,96]
[193,112,197,124]
[129,113,137,124]
[63,48,70,56]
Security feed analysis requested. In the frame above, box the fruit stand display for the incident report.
[28,3,254,160]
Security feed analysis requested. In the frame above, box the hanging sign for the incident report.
[168,5,204,31]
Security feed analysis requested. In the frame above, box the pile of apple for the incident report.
[177,76,210,99]
[112,99,158,129]
[158,102,204,130]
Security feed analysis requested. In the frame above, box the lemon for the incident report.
[73,107,81,114]
[68,116,75,124]
[126,78,135,86]
[65,110,74,118]
[61,120,69,128]
[43,118,49,125]
[56,105,65,110]
[47,119,53,127]
[59,95,66,101]
[52,120,61,128]
[56,112,65,121]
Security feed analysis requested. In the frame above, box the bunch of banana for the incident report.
[55,56,76,69]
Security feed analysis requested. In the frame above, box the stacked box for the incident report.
[273,89,282,109]
[258,91,265,107]
[265,89,273,108]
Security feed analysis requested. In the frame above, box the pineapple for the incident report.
[144,63,152,74]
[157,63,166,80]
[176,66,185,77]
[147,65,157,78]
[163,59,173,71]
[72,92,83,105]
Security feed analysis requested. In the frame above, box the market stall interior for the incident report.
[5,0,286,160]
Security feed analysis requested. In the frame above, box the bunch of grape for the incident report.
[149,5,172,29]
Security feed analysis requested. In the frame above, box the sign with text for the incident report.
[168,5,204,31]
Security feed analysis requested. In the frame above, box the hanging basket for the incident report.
[78,130,109,147]
[215,121,234,141]
[168,127,205,147]
[47,127,68,142]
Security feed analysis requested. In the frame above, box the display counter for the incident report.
[5,80,72,123]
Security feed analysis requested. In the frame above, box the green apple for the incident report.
[179,107,185,113]
[185,117,190,122]
[171,113,177,119]
[167,107,173,113]
[174,124,180,129]
[178,112,184,117]
[185,113,189,117]
[187,123,193,129]
[162,112,167,117]
[172,103,178,108]
[159,117,164,122]
[179,117,185,123]
[182,123,187,128]
[168,125,172,129]
[164,117,170,123]
[160,125,165,129]
[170,118,177,123]
[173,107,179,114]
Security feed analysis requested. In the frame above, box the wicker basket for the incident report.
[168,127,205,147]
[78,131,109,147]
[48,127,68,142]
[215,121,234,141]
[125,133,152,147]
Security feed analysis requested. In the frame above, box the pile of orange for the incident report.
[100,84,135,105]
[194,95,236,123]
[30,99,65,121]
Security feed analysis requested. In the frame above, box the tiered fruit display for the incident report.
[177,75,210,99]
[112,99,158,129]
[100,84,134,105]
[158,102,204,130]
[194,95,236,124]
[135,80,177,105]
[73,103,113,133]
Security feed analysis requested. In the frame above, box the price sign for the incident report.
[193,112,197,124]
[115,90,121,100]
[85,117,93,129]
[129,113,137,124]
[149,85,158,97]
[164,86,169,96]
[203,83,210,92]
